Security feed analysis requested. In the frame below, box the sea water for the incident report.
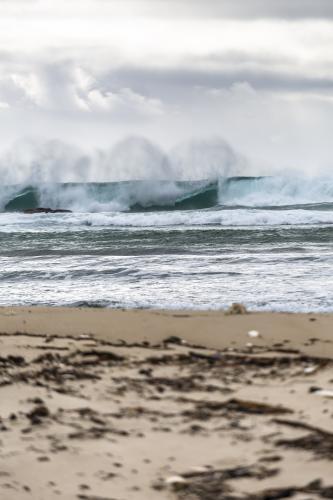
[0,176,332,312]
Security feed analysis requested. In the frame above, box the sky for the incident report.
[0,0,332,175]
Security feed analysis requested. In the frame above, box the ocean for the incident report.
[0,176,332,312]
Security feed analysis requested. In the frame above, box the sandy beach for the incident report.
[0,307,332,500]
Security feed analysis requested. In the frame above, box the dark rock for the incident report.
[23,208,72,214]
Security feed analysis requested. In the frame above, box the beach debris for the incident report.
[273,418,333,436]
[163,336,184,346]
[303,365,318,375]
[248,330,260,338]
[162,464,333,499]
[181,465,279,481]
[276,432,333,460]
[259,455,282,463]
[189,350,223,362]
[274,418,333,460]
[309,385,321,393]
[165,475,188,486]
[183,398,292,420]
[239,480,333,500]
[189,466,211,473]
[225,398,292,415]
[28,397,45,405]
[161,465,280,498]
[225,303,248,315]
[313,389,333,398]
[26,405,50,425]
[0,355,26,366]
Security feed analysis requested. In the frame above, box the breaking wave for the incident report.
[1,176,333,213]
[2,181,218,212]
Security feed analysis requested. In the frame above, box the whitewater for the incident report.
[0,138,332,312]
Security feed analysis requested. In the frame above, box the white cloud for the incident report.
[10,73,44,106]
[0,64,165,119]
[0,73,41,107]
[72,68,165,116]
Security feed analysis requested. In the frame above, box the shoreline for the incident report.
[1,306,333,356]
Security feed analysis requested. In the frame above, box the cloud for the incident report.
[0,73,44,108]
[120,0,333,19]
[0,0,332,175]
[84,87,163,116]
[0,63,165,119]
[38,0,333,20]
[101,63,333,99]
[75,67,164,116]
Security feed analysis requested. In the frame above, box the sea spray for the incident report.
[218,176,333,207]
[170,137,245,180]
[0,136,245,184]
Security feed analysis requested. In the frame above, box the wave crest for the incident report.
[2,176,333,213]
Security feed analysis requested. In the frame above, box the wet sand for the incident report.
[0,307,332,499]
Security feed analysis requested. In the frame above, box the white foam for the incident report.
[219,176,333,207]
[80,208,333,228]
[1,207,331,233]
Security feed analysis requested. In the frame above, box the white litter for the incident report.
[303,366,317,374]
[314,389,333,398]
[165,476,187,485]
[247,330,260,338]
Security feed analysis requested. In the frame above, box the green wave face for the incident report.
[3,181,219,212]
[5,187,40,211]
[130,184,218,211]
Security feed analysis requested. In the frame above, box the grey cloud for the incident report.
[130,0,333,19]
[3,0,333,19]
[101,65,333,101]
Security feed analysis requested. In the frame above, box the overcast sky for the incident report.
[0,0,332,173]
